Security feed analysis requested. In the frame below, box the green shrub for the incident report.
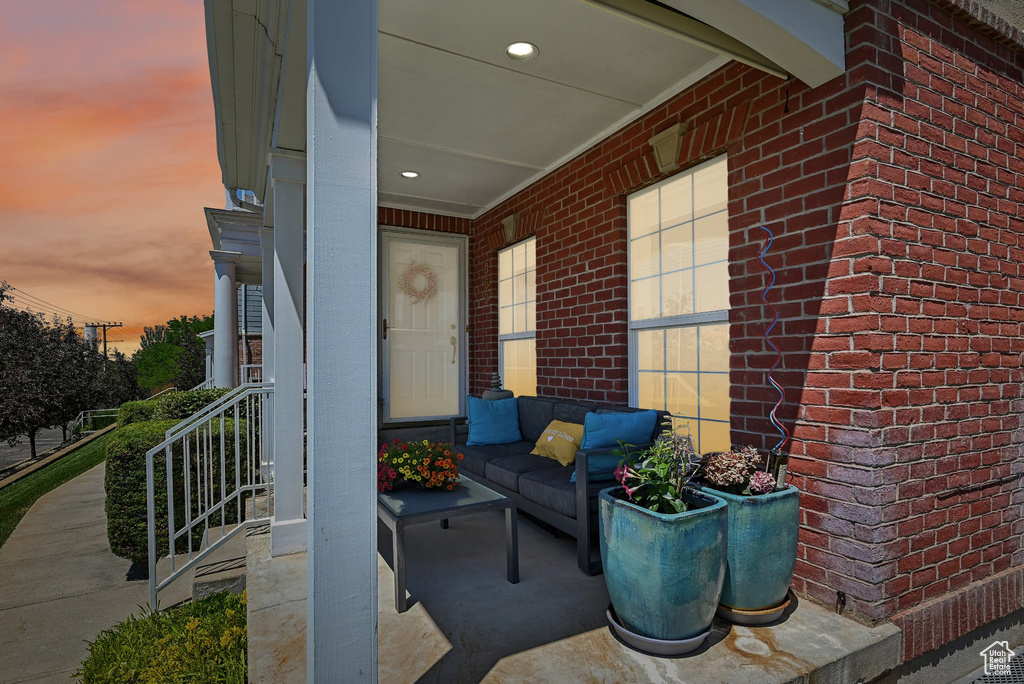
[74,590,247,683]
[117,400,158,426]
[153,388,231,422]
[105,419,247,567]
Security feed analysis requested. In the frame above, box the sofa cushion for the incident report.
[467,396,522,446]
[517,396,555,443]
[485,454,561,492]
[519,467,609,519]
[553,401,597,425]
[457,442,533,477]
[580,410,658,449]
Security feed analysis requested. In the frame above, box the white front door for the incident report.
[381,228,466,422]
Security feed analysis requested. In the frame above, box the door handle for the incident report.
[450,336,457,364]
[382,319,388,340]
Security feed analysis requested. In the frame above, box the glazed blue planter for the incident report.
[699,484,799,611]
[599,487,727,641]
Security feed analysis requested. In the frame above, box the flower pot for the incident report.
[699,484,799,615]
[599,486,727,643]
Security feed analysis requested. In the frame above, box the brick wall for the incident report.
[458,0,1024,661]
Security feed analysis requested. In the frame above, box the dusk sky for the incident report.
[0,1,224,354]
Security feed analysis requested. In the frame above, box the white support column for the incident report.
[260,227,276,483]
[270,151,307,556]
[211,250,241,389]
[307,0,378,680]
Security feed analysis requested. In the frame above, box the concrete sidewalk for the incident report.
[0,463,189,683]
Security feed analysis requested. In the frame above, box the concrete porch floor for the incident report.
[247,512,901,683]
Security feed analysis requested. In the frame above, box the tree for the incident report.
[47,317,105,441]
[0,287,53,458]
[133,342,183,393]
[131,314,213,394]
[95,350,144,408]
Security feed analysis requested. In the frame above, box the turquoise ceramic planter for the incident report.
[599,487,727,641]
[701,484,799,611]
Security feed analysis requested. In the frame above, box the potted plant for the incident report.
[599,423,727,655]
[377,439,464,492]
[695,446,799,624]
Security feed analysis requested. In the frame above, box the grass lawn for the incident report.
[0,431,112,550]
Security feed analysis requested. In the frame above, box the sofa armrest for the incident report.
[449,416,468,446]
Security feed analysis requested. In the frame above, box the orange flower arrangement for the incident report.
[377,439,464,492]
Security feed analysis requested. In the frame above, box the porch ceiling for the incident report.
[207,0,846,221]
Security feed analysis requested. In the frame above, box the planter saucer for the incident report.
[716,590,794,625]
[606,605,711,656]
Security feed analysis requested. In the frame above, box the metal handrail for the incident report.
[147,386,178,401]
[146,383,274,609]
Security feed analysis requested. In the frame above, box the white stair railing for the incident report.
[146,382,273,609]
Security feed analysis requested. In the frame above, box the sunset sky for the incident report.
[0,1,224,354]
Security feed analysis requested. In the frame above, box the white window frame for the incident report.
[626,156,731,448]
[497,237,536,395]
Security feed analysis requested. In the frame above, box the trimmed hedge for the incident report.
[117,400,157,426]
[153,388,230,422]
[116,388,231,427]
[74,590,246,683]
[105,418,246,567]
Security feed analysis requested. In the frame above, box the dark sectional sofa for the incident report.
[449,395,665,574]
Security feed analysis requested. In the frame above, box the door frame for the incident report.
[379,225,469,424]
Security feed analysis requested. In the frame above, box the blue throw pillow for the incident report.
[570,453,624,483]
[580,410,658,450]
[466,396,522,446]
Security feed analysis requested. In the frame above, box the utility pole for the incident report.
[91,322,123,358]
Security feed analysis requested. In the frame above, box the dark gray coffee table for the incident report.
[377,478,519,612]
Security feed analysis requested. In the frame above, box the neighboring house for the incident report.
[189,0,1024,678]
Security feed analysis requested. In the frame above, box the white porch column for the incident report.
[269,152,307,556]
[307,0,378,681]
[259,227,276,483]
[211,250,240,389]
[259,228,276,385]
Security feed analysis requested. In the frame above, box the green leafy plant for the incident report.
[74,590,247,683]
[105,418,244,567]
[613,417,700,513]
[153,388,231,422]
[117,400,158,426]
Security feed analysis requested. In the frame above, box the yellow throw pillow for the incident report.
[530,420,585,466]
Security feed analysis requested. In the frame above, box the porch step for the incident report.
[192,556,246,601]
[378,423,451,447]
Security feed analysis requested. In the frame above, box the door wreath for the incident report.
[397,261,437,303]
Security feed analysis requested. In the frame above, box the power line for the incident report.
[6,286,113,324]
[7,297,94,323]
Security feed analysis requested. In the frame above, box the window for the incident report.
[498,237,536,397]
[628,155,731,453]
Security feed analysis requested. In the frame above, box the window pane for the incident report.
[513,242,527,275]
[637,329,664,372]
[699,324,730,372]
[526,301,535,332]
[514,303,526,333]
[699,373,731,422]
[699,420,732,454]
[694,261,729,313]
[499,306,512,335]
[693,212,728,266]
[665,327,697,371]
[499,278,512,309]
[503,338,536,398]
[630,233,660,280]
[666,372,699,419]
[526,269,536,302]
[629,187,660,239]
[514,274,526,304]
[638,371,665,410]
[661,270,693,317]
[661,175,692,229]
[499,248,512,280]
[526,238,536,271]
[661,224,692,273]
[693,157,729,219]
[631,277,659,321]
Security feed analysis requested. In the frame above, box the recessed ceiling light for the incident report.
[400,171,419,178]
[506,41,538,62]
